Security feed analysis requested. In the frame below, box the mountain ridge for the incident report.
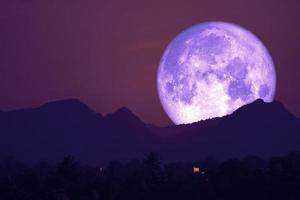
[0,99,299,165]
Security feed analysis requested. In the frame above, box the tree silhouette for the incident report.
[1,152,300,200]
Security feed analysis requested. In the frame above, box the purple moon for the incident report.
[157,22,276,125]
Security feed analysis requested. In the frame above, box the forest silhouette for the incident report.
[1,152,300,200]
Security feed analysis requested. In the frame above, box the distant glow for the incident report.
[157,22,276,124]
[193,167,200,173]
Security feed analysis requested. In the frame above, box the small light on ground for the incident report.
[193,167,200,173]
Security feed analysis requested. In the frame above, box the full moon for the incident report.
[157,22,276,125]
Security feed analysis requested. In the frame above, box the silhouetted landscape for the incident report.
[1,99,300,165]
[1,99,300,199]
[1,0,299,199]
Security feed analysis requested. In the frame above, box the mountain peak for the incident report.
[40,98,82,107]
[226,98,297,124]
[115,106,132,114]
[39,98,97,115]
[233,99,283,113]
[251,98,264,104]
[105,106,145,126]
[107,107,137,118]
[42,98,83,106]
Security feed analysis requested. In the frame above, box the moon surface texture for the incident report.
[157,22,276,125]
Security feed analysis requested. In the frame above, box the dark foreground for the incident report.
[1,152,300,200]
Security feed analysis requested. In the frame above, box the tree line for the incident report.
[1,152,300,200]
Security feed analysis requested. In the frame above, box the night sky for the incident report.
[0,0,299,126]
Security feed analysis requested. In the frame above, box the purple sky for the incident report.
[0,0,299,126]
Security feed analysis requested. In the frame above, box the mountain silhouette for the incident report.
[158,99,300,161]
[0,99,299,165]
